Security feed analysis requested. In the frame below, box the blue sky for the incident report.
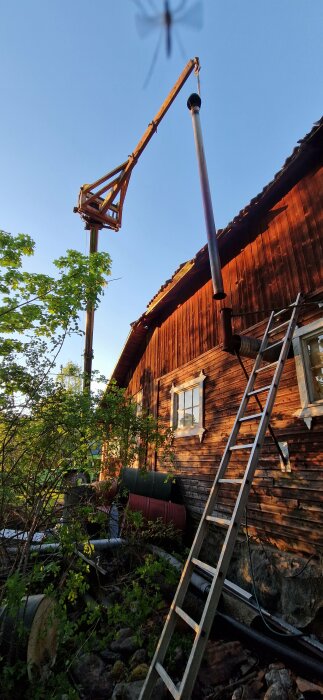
[0,0,322,380]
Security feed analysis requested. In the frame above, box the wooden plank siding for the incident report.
[121,163,323,556]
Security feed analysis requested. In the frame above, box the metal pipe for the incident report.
[220,307,235,352]
[150,546,323,675]
[6,538,125,554]
[187,93,226,300]
[217,612,323,681]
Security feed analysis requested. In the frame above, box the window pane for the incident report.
[193,405,199,425]
[306,333,323,401]
[183,408,193,427]
[192,387,199,407]
[184,389,193,410]
[178,392,184,409]
[177,409,185,428]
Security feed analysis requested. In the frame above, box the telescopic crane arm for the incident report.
[74,57,200,232]
[75,57,200,392]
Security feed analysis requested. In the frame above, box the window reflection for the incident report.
[306,333,323,401]
[176,387,200,428]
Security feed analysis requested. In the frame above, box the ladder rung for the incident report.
[218,478,243,484]
[239,413,262,421]
[248,385,271,396]
[263,340,283,351]
[230,443,254,450]
[191,558,218,577]
[256,361,278,373]
[206,515,231,527]
[155,662,178,699]
[175,605,200,632]
[268,320,289,335]
[273,306,291,317]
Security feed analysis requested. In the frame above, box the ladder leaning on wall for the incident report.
[139,293,302,700]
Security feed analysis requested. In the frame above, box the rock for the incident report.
[281,568,323,627]
[231,688,257,700]
[129,649,146,668]
[70,652,115,697]
[265,668,293,690]
[112,680,144,699]
[240,654,258,676]
[268,662,285,670]
[95,671,114,698]
[250,550,280,610]
[98,595,114,609]
[232,689,243,699]
[248,670,266,698]
[199,640,248,685]
[296,676,323,695]
[154,677,168,699]
[172,645,184,665]
[111,635,139,655]
[116,627,133,640]
[264,682,289,700]
[100,649,121,663]
[129,663,149,681]
[71,652,105,690]
[111,659,127,680]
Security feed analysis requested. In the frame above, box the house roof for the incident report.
[111,116,323,386]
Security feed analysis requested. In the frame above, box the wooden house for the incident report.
[111,117,323,558]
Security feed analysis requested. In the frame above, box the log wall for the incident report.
[123,164,323,556]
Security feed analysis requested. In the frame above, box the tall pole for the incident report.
[83,225,99,393]
[187,93,226,300]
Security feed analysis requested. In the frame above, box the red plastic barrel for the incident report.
[127,494,186,533]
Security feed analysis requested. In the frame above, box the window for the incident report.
[170,371,206,441]
[134,389,143,417]
[292,319,323,428]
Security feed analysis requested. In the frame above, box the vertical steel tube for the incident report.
[187,93,226,300]
[83,226,99,393]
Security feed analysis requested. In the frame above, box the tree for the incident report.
[0,232,176,696]
[56,361,83,393]
[0,231,174,579]
[0,229,111,408]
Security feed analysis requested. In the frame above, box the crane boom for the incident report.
[74,57,200,231]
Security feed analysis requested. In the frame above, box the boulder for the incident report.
[129,663,150,681]
[112,680,144,700]
[264,682,289,700]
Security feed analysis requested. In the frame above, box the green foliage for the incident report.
[0,231,179,696]
[101,550,180,650]
[99,379,175,471]
[56,361,83,393]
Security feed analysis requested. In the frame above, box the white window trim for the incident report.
[170,371,206,442]
[292,318,323,429]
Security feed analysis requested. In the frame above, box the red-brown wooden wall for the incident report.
[121,163,323,555]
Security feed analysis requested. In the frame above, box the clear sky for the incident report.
[0,0,322,380]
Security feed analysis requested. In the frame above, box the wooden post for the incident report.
[83,225,99,393]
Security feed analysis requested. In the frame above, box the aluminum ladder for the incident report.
[139,294,302,700]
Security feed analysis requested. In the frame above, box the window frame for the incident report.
[292,318,323,429]
[170,371,206,441]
